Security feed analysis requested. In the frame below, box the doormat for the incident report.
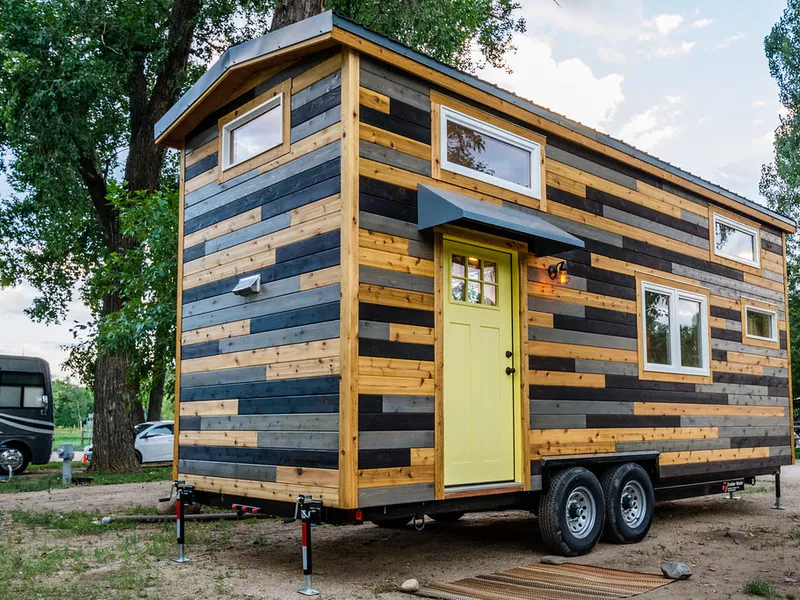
[417,562,672,600]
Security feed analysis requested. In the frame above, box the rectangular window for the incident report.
[440,106,542,199]
[641,281,709,376]
[222,93,283,171]
[744,305,778,342]
[712,213,760,268]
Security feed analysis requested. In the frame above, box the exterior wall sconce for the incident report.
[547,261,569,285]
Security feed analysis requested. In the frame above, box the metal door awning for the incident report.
[417,184,584,256]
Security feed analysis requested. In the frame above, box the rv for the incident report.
[0,356,54,474]
[155,13,796,555]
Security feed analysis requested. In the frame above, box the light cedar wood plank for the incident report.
[275,466,339,488]
[358,86,390,113]
[299,265,341,290]
[431,102,441,179]
[634,402,784,418]
[711,360,764,376]
[545,169,587,198]
[528,311,554,328]
[358,283,434,310]
[290,193,342,225]
[411,448,435,466]
[528,427,719,446]
[179,399,239,417]
[338,48,360,509]
[590,254,701,287]
[359,229,410,254]
[181,474,339,507]
[435,165,541,211]
[359,122,431,161]
[174,144,187,480]
[433,232,445,499]
[444,485,524,500]
[358,357,435,378]
[389,323,435,345]
[185,139,218,167]
[268,356,340,380]
[358,246,435,277]
[292,54,342,93]
[359,375,435,396]
[743,272,785,293]
[184,211,341,276]
[660,447,770,466]
[725,351,788,369]
[357,465,435,488]
[528,340,638,363]
[184,167,218,194]
[256,122,342,175]
[709,295,741,311]
[529,371,605,388]
[180,430,258,447]
[181,339,339,374]
[527,281,637,313]
[782,232,796,464]
[184,208,261,249]
[531,442,617,458]
[183,248,275,289]
[518,250,532,489]
[636,371,712,385]
[181,320,250,346]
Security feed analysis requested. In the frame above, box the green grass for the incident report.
[795,447,800,460]
[0,465,171,494]
[52,427,87,449]
[743,579,775,597]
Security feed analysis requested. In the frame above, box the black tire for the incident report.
[2,444,29,476]
[371,517,411,529]
[429,511,465,523]
[135,450,143,464]
[600,463,654,544]
[539,467,605,556]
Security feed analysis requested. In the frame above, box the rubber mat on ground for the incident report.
[417,562,671,600]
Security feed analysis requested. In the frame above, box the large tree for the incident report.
[0,0,524,472]
[761,0,800,409]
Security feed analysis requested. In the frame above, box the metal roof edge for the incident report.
[331,14,793,229]
[154,11,335,141]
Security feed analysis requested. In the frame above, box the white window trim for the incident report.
[641,281,710,377]
[712,212,761,268]
[744,304,778,342]
[221,92,284,171]
[439,106,541,199]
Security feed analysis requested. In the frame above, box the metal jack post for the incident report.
[56,444,74,485]
[173,480,195,563]
[773,470,785,510]
[285,495,323,596]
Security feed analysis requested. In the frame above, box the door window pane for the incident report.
[22,386,44,409]
[446,120,531,187]
[467,281,481,304]
[714,219,756,264]
[467,257,481,280]
[451,278,465,301]
[0,386,20,408]
[746,308,775,340]
[678,299,702,368]
[483,261,496,283]
[483,284,497,306]
[644,290,671,365]
[451,255,465,278]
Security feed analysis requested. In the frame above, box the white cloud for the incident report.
[645,14,684,35]
[752,100,768,108]
[715,32,746,49]
[666,95,682,104]
[617,97,686,151]
[697,117,709,125]
[691,18,714,28]
[477,34,625,132]
[598,47,628,65]
[753,130,774,147]
[652,41,696,58]
[521,0,646,42]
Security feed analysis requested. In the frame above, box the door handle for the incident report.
[506,367,516,375]
[505,350,513,358]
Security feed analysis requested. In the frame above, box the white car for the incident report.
[84,420,174,464]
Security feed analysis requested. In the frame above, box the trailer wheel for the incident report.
[1,444,29,476]
[600,463,654,544]
[429,511,464,523]
[539,467,604,556]
[371,517,411,529]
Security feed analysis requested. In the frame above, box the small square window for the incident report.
[222,93,283,171]
[712,213,760,268]
[744,305,778,342]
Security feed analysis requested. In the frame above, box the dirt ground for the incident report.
[2,468,800,600]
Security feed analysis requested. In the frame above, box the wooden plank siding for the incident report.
[176,50,345,507]
[352,54,792,500]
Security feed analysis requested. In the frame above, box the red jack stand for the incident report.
[173,480,195,563]
[285,495,323,596]
[772,470,785,510]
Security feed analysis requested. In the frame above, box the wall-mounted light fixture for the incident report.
[547,261,569,285]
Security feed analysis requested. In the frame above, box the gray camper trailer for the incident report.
[0,356,54,474]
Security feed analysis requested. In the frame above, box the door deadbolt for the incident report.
[505,350,513,358]
[506,367,516,375]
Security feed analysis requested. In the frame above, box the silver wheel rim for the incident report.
[620,480,646,529]
[565,486,596,539]
[0,448,24,472]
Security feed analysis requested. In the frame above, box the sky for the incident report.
[0,0,790,379]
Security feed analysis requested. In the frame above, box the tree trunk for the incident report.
[270,0,326,31]
[131,399,146,425]
[147,357,167,422]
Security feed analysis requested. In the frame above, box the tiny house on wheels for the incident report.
[155,12,797,556]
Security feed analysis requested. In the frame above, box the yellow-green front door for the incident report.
[443,239,516,487]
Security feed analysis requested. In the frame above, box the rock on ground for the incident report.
[661,562,692,580]
[399,579,419,593]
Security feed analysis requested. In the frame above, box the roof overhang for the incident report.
[417,184,585,256]
[155,11,795,233]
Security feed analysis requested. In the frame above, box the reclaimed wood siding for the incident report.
[176,51,344,506]
[355,56,791,501]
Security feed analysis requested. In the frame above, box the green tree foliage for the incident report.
[52,380,93,429]
[762,0,800,410]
